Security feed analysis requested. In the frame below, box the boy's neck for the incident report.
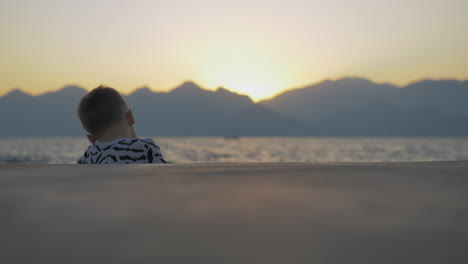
[97,124,137,143]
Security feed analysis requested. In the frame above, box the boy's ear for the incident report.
[127,109,135,126]
[87,134,97,144]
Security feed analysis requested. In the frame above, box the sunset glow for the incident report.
[1,0,467,100]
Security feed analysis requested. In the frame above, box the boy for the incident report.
[77,86,166,164]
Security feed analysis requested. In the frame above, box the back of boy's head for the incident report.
[77,86,128,137]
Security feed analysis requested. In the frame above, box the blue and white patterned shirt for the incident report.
[78,138,166,164]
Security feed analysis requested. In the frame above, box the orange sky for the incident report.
[1,0,467,101]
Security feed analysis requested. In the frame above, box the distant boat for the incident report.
[224,136,240,140]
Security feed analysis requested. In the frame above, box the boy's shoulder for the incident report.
[105,137,154,146]
[112,138,161,152]
[95,137,158,147]
[78,137,165,164]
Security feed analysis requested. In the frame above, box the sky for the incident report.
[0,0,467,101]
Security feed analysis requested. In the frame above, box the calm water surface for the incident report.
[0,137,468,164]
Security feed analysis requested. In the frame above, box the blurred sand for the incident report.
[1,162,468,264]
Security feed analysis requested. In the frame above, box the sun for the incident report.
[194,41,292,101]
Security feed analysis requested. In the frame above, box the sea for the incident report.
[1,137,468,164]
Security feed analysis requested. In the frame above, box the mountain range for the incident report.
[260,78,468,136]
[1,78,467,137]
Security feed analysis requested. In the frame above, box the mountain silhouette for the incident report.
[125,82,306,136]
[0,85,88,136]
[1,78,467,137]
[260,78,468,136]
[0,82,307,137]
[2,89,33,101]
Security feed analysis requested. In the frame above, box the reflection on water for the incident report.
[0,137,468,164]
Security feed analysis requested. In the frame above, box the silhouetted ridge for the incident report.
[215,87,253,104]
[261,77,468,136]
[1,88,32,100]
[334,77,373,85]
[404,79,467,90]
[170,81,205,95]
[129,87,155,96]
[60,85,87,95]
[215,87,234,94]
[37,85,87,98]
[62,85,87,93]
[1,78,468,136]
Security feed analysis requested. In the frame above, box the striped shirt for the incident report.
[77,138,166,164]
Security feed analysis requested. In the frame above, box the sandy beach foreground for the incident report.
[1,162,467,263]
